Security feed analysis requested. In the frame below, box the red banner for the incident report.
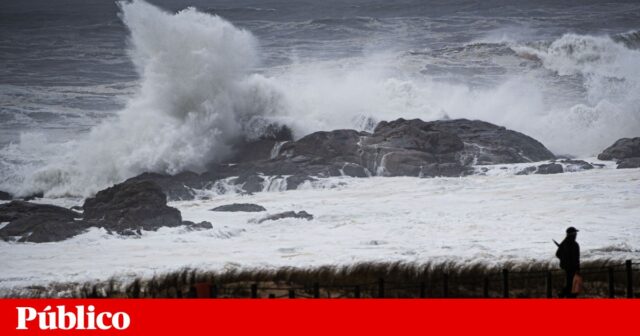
[0,299,637,335]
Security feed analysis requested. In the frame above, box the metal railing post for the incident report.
[626,260,633,298]
[608,267,615,298]
[251,284,258,298]
[378,278,385,298]
[443,274,449,298]
[483,277,490,298]
[502,269,509,298]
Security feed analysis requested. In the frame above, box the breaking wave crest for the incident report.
[2,0,285,197]
[612,30,640,49]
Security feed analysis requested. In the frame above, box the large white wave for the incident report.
[1,0,639,197]
[274,33,640,156]
[3,0,283,197]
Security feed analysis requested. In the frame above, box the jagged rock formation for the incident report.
[0,181,209,243]
[210,203,266,212]
[598,137,640,169]
[130,118,556,200]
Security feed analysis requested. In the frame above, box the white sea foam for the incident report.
[0,165,638,291]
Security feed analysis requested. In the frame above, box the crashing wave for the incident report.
[612,30,640,49]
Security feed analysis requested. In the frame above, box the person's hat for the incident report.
[566,227,579,234]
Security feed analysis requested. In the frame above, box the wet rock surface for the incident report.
[129,118,556,200]
[210,203,266,212]
[598,138,640,161]
[181,221,214,231]
[83,180,183,234]
[1,181,198,243]
[257,211,314,223]
[516,159,595,175]
[558,159,593,172]
[0,201,89,243]
[535,163,564,175]
[124,172,208,201]
[598,137,640,169]
[617,157,640,169]
[0,190,12,201]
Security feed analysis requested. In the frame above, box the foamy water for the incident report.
[1,163,639,291]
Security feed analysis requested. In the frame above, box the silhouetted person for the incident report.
[555,227,580,298]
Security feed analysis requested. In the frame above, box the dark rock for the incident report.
[1,181,189,242]
[83,180,182,234]
[598,138,640,161]
[407,119,555,164]
[369,119,464,154]
[362,118,553,176]
[340,163,369,177]
[232,139,288,163]
[559,159,593,172]
[535,163,564,175]
[124,171,209,201]
[235,174,265,193]
[23,192,43,201]
[0,201,89,243]
[230,124,294,163]
[125,118,556,200]
[617,157,640,169]
[516,166,537,175]
[377,150,432,176]
[182,221,213,230]
[279,129,366,166]
[286,175,316,190]
[257,211,314,223]
[259,123,294,142]
[0,190,12,201]
[119,228,142,236]
[210,203,266,212]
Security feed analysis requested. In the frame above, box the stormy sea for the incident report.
[0,0,639,296]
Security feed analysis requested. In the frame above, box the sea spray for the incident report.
[11,0,282,197]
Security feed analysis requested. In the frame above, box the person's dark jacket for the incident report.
[556,237,580,272]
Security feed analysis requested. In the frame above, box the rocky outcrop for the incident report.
[181,221,214,231]
[535,163,564,175]
[83,180,183,235]
[371,119,554,166]
[558,159,593,172]
[598,137,640,169]
[0,201,89,243]
[124,171,208,201]
[516,159,593,175]
[129,118,556,200]
[617,157,640,169]
[0,190,12,201]
[210,203,266,212]
[598,138,640,161]
[257,211,314,223]
[228,124,293,163]
[1,181,212,243]
[274,119,554,178]
[23,193,43,201]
